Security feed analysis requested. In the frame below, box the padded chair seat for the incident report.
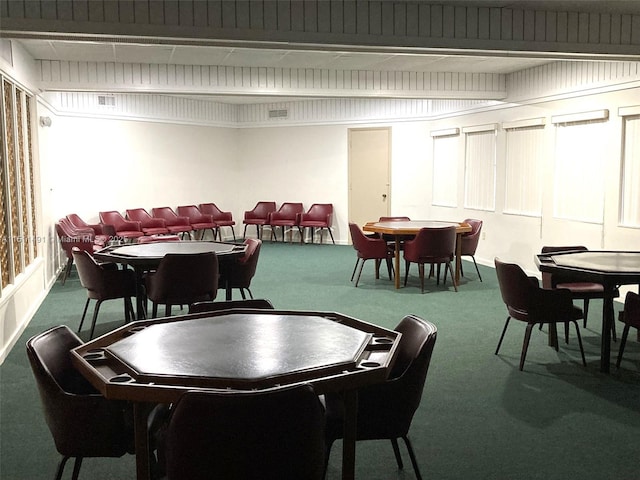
[555,282,604,294]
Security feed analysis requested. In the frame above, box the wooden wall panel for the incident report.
[2,1,639,56]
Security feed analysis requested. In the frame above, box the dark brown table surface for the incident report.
[536,250,640,373]
[94,241,246,318]
[71,309,401,480]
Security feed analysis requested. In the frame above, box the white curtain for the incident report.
[504,126,544,216]
[621,116,640,226]
[553,122,605,223]
[432,135,458,207]
[464,130,496,211]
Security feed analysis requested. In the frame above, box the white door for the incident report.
[348,127,391,234]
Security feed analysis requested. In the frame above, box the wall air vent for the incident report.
[97,95,116,107]
[268,109,288,119]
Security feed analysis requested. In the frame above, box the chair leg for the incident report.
[230,226,236,241]
[355,259,366,287]
[54,455,71,480]
[351,258,360,282]
[240,288,247,300]
[418,263,425,293]
[404,261,411,287]
[616,324,631,368]
[152,302,158,318]
[164,304,172,317]
[327,227,336,245]
[124,296,134,323]
[61,257,73,285]
[390,438,404,469]
[495,317,511,355]
[445,261,457,292]
[472,256,482,281]
[401,435,423,480]
[519,323,535,371]
[78,298,91,333]
[386,257,393,280]
[564,322,570,344]
[242,224,248,240]
[374,259,381,279]
[89,300,103,340]
[571,320,587,366]
[71,457,83,480]
[583,299,589,327]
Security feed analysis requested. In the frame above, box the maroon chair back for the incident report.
[199,203,234,224]
[270,202,304,223]
[301,203,333,225]
[324,315,437,480]
[145,252,219,317]
[99,211,143,239]
[176,205,214,225]
[403,227,456,263]
[221,239,262,299]
[163,384,326,480]
[460,219,483,256]
[349,222,388,260]
[26,325,132,480]
[244,202,276,222]
[188,298,274,314]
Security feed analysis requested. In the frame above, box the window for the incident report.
[620,107,640,227]
[551,110,608,224]
[503,119,545,216]
[0,76,37,290]
[463,125,496,211]
[431,128,459,207]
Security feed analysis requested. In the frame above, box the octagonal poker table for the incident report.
[536,250,640,373]
[72,309,401,480]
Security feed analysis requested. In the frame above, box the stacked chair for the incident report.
[176,205,217,240]
[151,207,193,239]
[99,211,144,241]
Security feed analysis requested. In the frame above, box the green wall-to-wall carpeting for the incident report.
[1,242,639,480]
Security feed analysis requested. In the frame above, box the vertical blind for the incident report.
[621,115,640,226]
[503,126,545,216]
[431,134,458,207]
[553,121,606,223]
[464,128,496,211]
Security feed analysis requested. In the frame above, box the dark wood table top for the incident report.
[93,240,246,267]
[71,309,400,403]
[536,250,640,285]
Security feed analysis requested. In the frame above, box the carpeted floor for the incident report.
[2,241,640,479]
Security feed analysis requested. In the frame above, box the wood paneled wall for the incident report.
[2,1,639,57]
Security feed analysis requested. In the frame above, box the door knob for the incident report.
[382,194,387,200]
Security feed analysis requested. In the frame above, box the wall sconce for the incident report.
[39,116,52,127]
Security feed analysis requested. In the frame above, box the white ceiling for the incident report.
[16,39,558,103]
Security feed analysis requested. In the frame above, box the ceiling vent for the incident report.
[268,109,288,119]
[97,95,116,107]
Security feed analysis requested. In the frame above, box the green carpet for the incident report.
[2,242,640,479]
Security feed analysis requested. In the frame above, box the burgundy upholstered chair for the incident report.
[616,291,640,368]
[176,205,217,240]
[242,201,276,240]
[299,203,335,244]
[199,203,236,241]
[219,238,262,300]
[151,207,193,238]
[72,247,136,339]
[26,325,134,480]
[268,202,304,242]
[99,211,144,241]
[145,252,218,318]
[125,208,169,236]
[188,298,274,314]
[403,227,457,293]
[66,213,114,245]
[162,384,326,480]
[460,218,483,281]
[324,315,437,480]
[55,219,100,285]
[349,222,393,287]
[541,246,617,332]
[494,257,587,371]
